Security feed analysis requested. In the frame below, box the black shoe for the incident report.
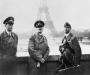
[56,64,65,72]
[57,68,67,72]
[57,66,74,72]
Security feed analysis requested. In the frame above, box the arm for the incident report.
[43,46,49,60]
[0,35,2,56]
[68,36,81,65]
[68,36,81,52]
[14,34,18,56]
[43,37,50,61]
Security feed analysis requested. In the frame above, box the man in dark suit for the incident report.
[57,22,81,71]
[28,20,49,75]
[0,16,18,75]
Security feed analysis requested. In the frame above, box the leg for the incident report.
[29,58,38,75]
[63,49,74,67]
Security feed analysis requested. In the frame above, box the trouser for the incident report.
[61,49,74,67]
[0,55,17,75]
[74,54,81,66]
[28,58,39,75]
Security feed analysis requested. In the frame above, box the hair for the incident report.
[64,22,71,28]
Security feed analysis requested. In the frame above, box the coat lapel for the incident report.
[3,31,9,38]
[66,33,73,41]
[35,34,44,43]
[62,33,73,43]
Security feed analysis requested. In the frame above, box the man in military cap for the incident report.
[28,20,49,75]
[0,16,18,74]
[57,22,81,71]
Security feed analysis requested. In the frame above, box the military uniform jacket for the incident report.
[62,32,81,65]
[0,31,18,57]
[28,33,49,62]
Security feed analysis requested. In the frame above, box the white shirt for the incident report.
[65,32,71,38]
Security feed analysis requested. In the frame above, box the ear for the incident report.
[5,24,7,27]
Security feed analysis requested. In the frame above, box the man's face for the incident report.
[37,27,44,34]
[5,22,13,32]
[65,27,71,34]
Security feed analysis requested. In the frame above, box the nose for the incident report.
[39,28,42,30]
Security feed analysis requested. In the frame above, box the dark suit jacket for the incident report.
[0,31,18,75]
[61,32,81,65]
[0,31,18,57]
[28,33,49,62]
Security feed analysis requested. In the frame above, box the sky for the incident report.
[0,0,90,33]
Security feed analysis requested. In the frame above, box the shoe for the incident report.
[58,68,67,72]
[58,65,80,72]
[56,64,65,72]
[57,66,73,72]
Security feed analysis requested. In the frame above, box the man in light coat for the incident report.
[28,20,49,75]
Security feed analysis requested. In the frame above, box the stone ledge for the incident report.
[16,54,90,63]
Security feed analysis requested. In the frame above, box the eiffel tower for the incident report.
[37,0,59,37]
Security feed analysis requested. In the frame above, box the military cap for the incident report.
[34,20,45,28]
[3,16,14,24]
[64,22,71,28]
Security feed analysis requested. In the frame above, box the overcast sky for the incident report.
[0,0,90,33]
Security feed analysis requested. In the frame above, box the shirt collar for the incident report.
[5,29,12,36]
[37,32,43,36]
[65,32,71,38]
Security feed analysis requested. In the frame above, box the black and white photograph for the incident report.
[0,0,89,75]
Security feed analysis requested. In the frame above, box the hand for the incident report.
[59,45,64,52]
[41,58,45,63]
[59,43,63,46]
[62,48,64,51]
[37,62,40,67]
[38,55,42,58]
